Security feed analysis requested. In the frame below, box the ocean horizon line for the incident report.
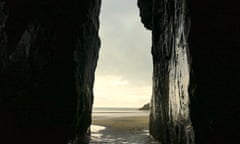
[93,106,140,109]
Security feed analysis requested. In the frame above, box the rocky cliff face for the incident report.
[139,0,240,144]
[1,0,239,144]
[2,0,194,143]
[0,1,101,143]
[138,0,194,143]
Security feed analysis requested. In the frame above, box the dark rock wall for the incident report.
[139,0,240,144]
[137,0,152,30]
[138,0,194,143]
[189,1,240,143]
[74,0,101,140]
[1,0,239,144]
[0,0,101,143]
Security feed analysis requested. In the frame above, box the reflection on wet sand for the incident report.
[90,109,159,144]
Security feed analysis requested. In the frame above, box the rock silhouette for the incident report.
[0,0,239,144]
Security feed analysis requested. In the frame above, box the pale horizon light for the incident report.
[93,0,152,108]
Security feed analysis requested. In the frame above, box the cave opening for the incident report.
[91,0,153,143]
[1,1,240,144]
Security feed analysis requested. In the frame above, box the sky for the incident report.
[93,0,152,108]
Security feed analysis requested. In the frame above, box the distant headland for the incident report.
[139,103,150,110]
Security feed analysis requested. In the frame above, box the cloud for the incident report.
[112,81,128,85]
[94,0,152,107]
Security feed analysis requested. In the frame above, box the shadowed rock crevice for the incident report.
[188,1,240,143]
[0,1,101,143]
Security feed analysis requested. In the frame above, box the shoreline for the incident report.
[90,115,159,144]
[92,115,149,131]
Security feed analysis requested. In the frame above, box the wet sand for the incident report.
[90,115,159,144]
[93,116,149,131]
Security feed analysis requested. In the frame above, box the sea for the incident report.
[92,107,149,119]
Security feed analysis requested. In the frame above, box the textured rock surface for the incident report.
[138,0,194,143]
[139,0,240,143]
[0,1,101,143]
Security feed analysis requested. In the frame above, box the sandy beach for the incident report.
[90,108,159,144]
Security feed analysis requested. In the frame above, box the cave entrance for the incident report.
[91,0,153,143]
